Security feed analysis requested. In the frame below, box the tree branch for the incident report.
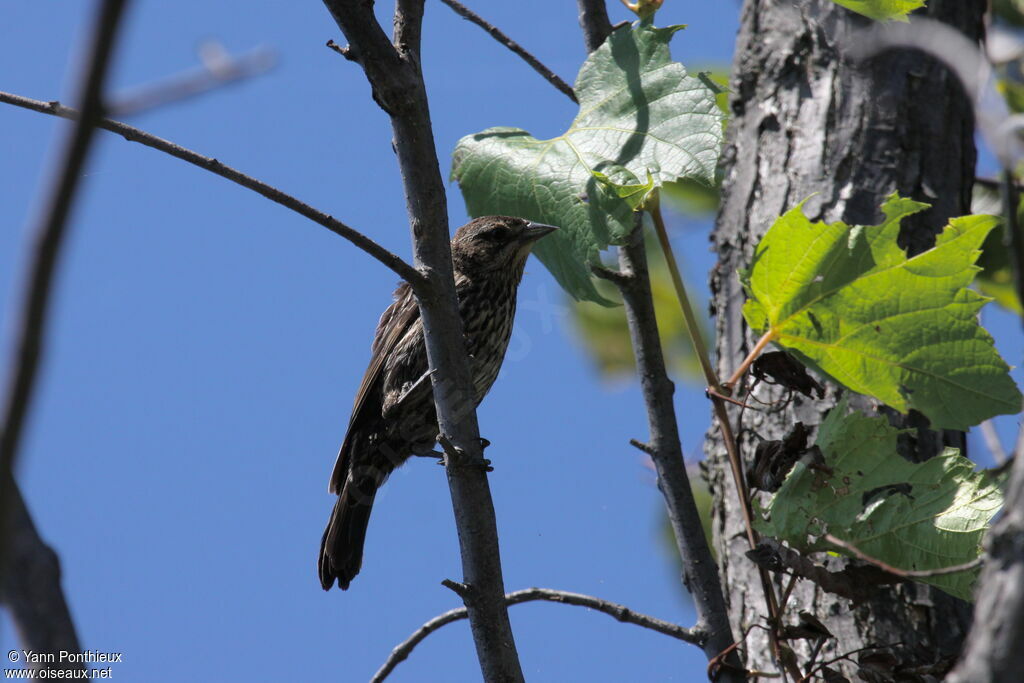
[577,0,614,53]
[322,1,524,681]
[0,0,129,582]
[611,222,743,678]
[574,4,741,676]
[1,476,83,672]
[372,586,705,683]
[438,0,577,103]
[0,91,425,289]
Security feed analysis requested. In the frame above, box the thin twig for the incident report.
[0,0,130,581]
[110,42,277,116]
[980,419,1008,465]
[371,587,704,683]
[648,196,719,391]
[438,0,577,103]
[823,534,983,578]
[0,91,426,289]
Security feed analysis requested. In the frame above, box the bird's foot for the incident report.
[436,434,494,472]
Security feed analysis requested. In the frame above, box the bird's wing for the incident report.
[329,281,420,494]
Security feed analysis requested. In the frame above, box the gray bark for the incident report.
[708,0,984,678]
[947,449,1024,682]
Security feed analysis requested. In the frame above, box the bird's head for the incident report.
[450,216,558,277]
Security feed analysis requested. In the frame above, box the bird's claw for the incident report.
[436,434,493,472]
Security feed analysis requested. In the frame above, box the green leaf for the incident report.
[741,193,1021,431]
[829,0,925,21]
[755,400,1005,601]
[452,20,723,303]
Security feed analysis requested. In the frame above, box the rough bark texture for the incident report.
[708,0,985,678]
[947,452,1024,683]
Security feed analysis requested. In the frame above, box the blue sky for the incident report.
[1,1,1020,682]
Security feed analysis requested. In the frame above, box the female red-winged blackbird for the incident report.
[319,216,557,590]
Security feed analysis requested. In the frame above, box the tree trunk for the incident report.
[708,0,985,678]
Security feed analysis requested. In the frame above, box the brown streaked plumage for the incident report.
[319,216,557,591]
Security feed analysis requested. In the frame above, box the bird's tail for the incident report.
[319,476,377,591]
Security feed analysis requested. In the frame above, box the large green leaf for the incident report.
[451,20,723,303]
[830,0,925,21]
[755,401,1004,601]
[741,194,1021,431]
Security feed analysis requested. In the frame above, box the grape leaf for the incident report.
[830,0,925,21]
[741,194,1021,431]
[451,19,723,303]
[755,400,1004,601]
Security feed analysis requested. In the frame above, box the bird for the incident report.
[319,215,558,591]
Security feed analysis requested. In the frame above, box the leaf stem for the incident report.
[648,195,720,391]
[723,329,776,392]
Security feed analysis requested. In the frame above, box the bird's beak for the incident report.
[522,221,559,242]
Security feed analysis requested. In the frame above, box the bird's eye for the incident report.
[481,226,510,242]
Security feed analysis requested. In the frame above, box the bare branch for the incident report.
[570,7,741,677]
[111,42,277,117]
[438,0,577,103]
[0,91,425,289]
[609,222,742,678]
[1,476,82,672]
[0,0,130,581]
[577,0,614,53]
[322,1,524,680]
[371,586,705,683]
